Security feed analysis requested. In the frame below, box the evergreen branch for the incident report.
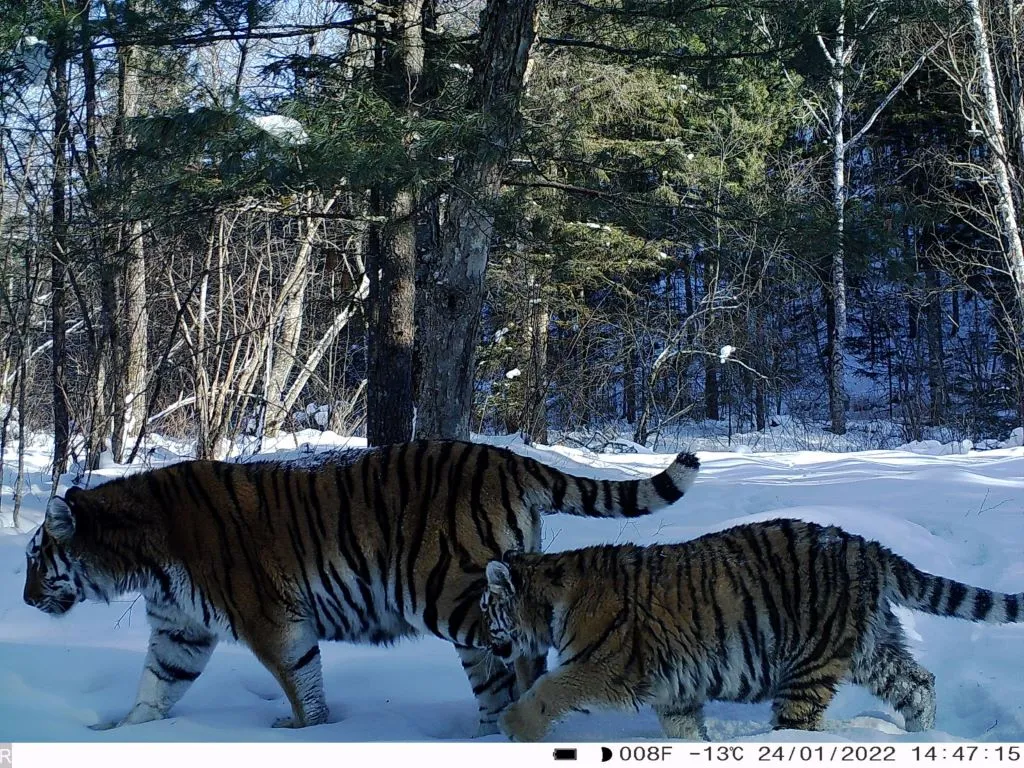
[506,179,763,224]
[537,36,798,63]
[81,18,378,53]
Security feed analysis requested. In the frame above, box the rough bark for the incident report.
[414,0,541,439]
[82,0,114,470]
[50,36,71,481]
[364,0,423,447]
[115,221,148,457]
[109,5,151,461]
[367,190,417,445]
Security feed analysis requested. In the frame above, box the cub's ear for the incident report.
[45,495,76,542]
[64,486,84,506]
[486,560,515,596]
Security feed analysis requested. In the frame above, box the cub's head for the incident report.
[24,487,108,615]
[481,560,525,663]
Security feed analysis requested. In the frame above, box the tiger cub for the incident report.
[481,518,1023,741]
[23,440,699,733]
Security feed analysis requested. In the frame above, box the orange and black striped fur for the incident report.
[22,440,699,732]
[482,518,1024,741]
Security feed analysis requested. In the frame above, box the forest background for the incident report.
[2,0,1024,526]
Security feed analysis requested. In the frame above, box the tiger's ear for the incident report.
[486,561,515,596]
[45,495,76,542]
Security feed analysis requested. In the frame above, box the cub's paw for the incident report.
[499,702,550,743]
[88,721,119,732]
[272,716,299,728]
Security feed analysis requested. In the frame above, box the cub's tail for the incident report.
[520,451,700,519]
[886,552,1022,623]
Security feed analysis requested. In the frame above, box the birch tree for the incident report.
[784,0,940,434]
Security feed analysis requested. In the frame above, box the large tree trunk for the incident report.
[367,189,417,445]
[113,22,152,462]
[115,222,148,457]
[50,33,71,482]
[415,0,540,439]
[364,0,422,446]
[82,1,113,470]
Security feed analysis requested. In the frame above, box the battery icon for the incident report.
[553,748,578,761]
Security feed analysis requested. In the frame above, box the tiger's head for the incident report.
[24,487,114,615]
[481,559,529,664]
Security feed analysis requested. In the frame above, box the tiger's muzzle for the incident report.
[24,584,78,615]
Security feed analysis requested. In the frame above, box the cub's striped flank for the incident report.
[481,518,1022,742]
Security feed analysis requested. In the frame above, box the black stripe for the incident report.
[1005,594,1020,622]
[422,534,453,638]
[973,589,993,621]
[404,449,440,612]
[290,645,320,672]
[472,668,510,695]
[469,447,499,553]
[158,629,213,651]
[498,469,525,551]
[153,659,201,683]
[651,471,681,503]
[601,479,614,515]
[550,465,567,511]
[575,477,597,516]
[928,575,945,613]
[619,480,640,518]
[944,580,968,616]
[182,464,241,638]
[219,464,278,626]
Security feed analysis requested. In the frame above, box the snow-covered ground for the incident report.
[0,430,1022,743]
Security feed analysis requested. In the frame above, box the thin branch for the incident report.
[81,18,379,53]
[848,38,945,149]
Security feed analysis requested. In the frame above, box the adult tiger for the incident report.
[23,440,699,733]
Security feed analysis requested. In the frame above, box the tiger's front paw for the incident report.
[499,701,550,742]
[272,706,329,728]
[90,704,165,730]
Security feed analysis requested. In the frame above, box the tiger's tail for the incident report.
[520,451,700,519]
[886,551,1023,624]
